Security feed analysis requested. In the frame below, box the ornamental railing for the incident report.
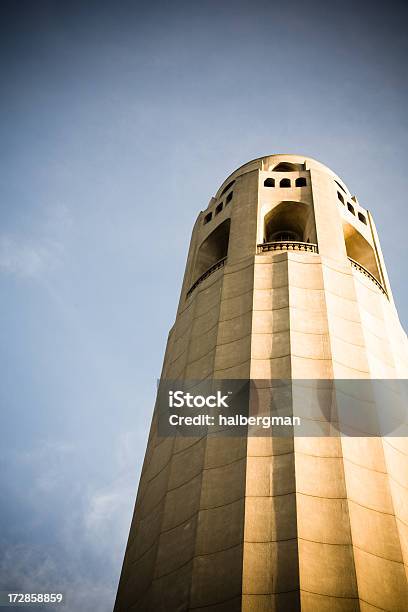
[257,241,318,254]
[348,257,388,297]
[186,257,227,297]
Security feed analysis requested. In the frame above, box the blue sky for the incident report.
[0,1,407,610]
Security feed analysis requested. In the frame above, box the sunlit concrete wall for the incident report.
[115,155,408,611]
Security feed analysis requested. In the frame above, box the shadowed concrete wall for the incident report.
[115,155,408,612]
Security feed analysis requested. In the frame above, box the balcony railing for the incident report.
[348,257,388,297]
[186,257,227,297]
[257,241,318,254]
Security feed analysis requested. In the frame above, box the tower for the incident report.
[115,155,408,611]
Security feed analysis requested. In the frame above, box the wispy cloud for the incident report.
[0,543,115,612]
[0,431,140,612]
[0,236,57,279]
[0,203,72,280]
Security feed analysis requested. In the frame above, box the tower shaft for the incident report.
[115,155,408,611]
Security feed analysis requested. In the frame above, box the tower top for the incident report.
[216,154,350,200]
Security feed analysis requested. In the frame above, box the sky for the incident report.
[0,1,407,610]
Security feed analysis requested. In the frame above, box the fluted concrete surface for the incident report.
[115,155,408,612]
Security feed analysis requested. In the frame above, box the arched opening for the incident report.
[335,180,347,195]
[347,203,355,215]
[295,177,307,187]
[337,192,344,204]
[273,162,305,172]
[264,178,275,187]
[220,180,235,196]
[226,191,233,204]
[358,212,367,225]
[280,178,291,188]
[193,219,231,280]
[264,201,316,244]
[269,230,301,242]
[215,202,223,215]
[204,212,212,224]
[343,221,380,281]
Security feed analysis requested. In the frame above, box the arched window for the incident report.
[204,212,212,224]
[264,201,316,244]
[335,180,347,195]
[337,192,344,204]
[273,162,305,172]
[347,203,355,215]
[220,180,235,196]
[215,202,223,215]
[358,212,367,225]
[264,178,275,187]
[280,178,291,188]
[295,177,307,187]
[226,191,233,204]
[193,219,231,280]
[343,221,380,281]
[270,230,301,242]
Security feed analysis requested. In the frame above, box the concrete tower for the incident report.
[115,155,408,611]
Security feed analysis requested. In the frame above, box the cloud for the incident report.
[0,235,57,279]
[0,431,140,612]
[0,203,72,280]
[18,441,76,495]
[0,543,115,612]
[83,430,141,560]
